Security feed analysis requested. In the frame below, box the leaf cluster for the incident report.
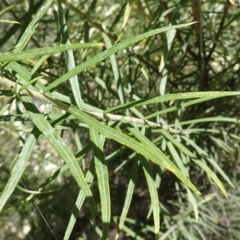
[0,1,240,239]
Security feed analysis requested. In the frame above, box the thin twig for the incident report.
[158,219,183,240]
[206,1,229,61]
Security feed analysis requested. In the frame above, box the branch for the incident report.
[0,76,190,134]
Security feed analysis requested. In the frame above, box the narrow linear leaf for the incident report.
[206,156,234,188]
[0,43,104,62]
[172,116,240,127]
[90,128,110,240]
[160,130,195,158]
[58,2,83,108]
[119,158,139,231]
[121,1,131,32]
[68,106,201,196]
[64,161,95,240]
[44,22,195,91]
[165,133,226,195]
[26,145,91,202]
[167,141,189,176]
[192,159,227,197]
[0,134,36,212]
[186,188,199,221]
[139,155,160,237]
[12,0,55,53]
[20,95,95,219]
[126,124,201,196]
[210,136,235,154]
[105,91,240,113]
[103,33,126,104]
[181,135,234,187]
[146,96,239,119]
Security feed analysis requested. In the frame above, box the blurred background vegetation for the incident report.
[1,0,240,239]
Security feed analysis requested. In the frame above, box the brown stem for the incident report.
[163,2,198,61]
[207,0,229,61]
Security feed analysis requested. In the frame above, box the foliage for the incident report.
[0,0,240,239]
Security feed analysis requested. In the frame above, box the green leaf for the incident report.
[25,145,91,202]
[64,161,95,240]
[127,124,201,196]
[172,135,228,196]
[90,128,111,240]
[171,116,240,127]
[68,106,202,197]
[0,43,104,62]
[58,2,84,108]
[139,155,160,237]
[106,91,240,113]
[20,95,95,219]
[187,188,199,221]
[192,159,227,197]
[44,22,195,91]
[0,134,36,212]
[167,141,189,176]
[10,0,55,53]
[118,158,139,231]
[103,33,126,104]
[160,129,195,158]
[182,136,234,188]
